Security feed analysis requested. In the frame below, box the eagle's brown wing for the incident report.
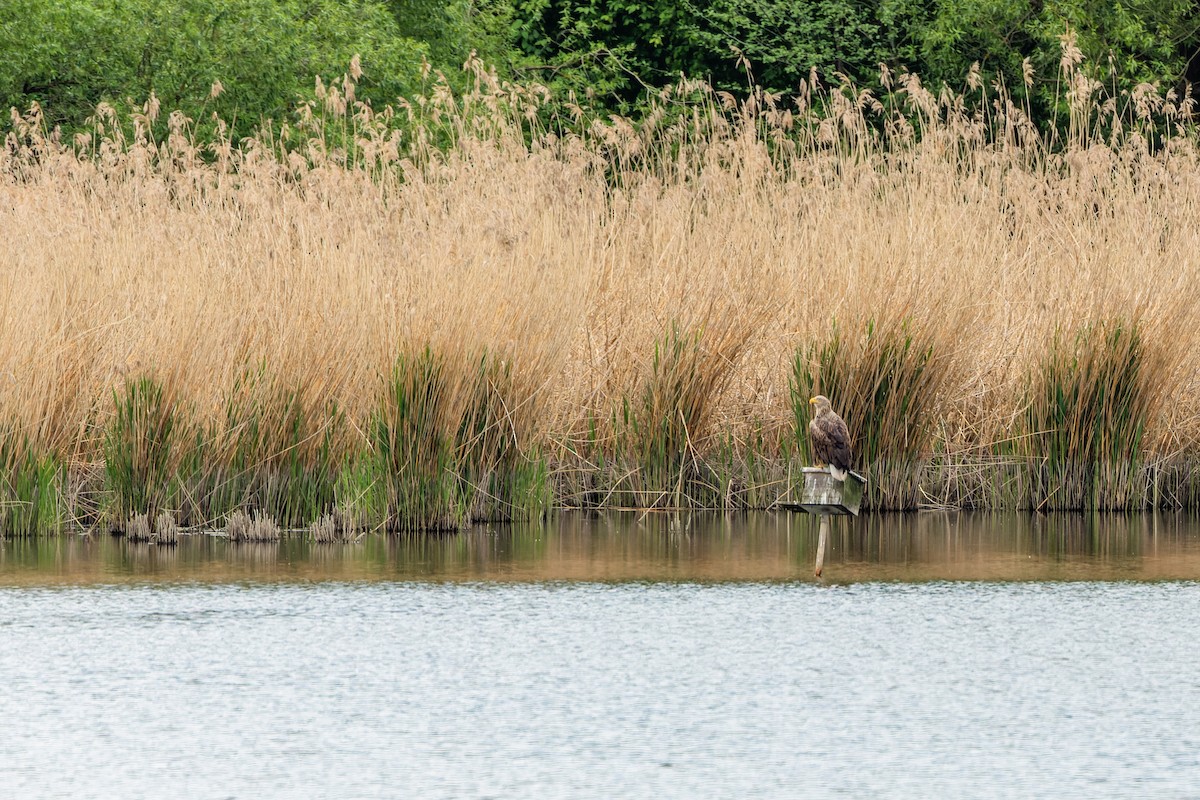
[811,413,852,474]
[809,416,832,466]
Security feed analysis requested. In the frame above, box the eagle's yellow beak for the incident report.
[808,397,817,405]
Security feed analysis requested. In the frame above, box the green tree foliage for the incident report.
[2,0,1195,137]
[916,0,1199,121]
[507,0,1198,121]
[694,0,916,89]
[389,0,517,70]
[0,0,429,137]
[508,0,932,102]
[509,0,709,104]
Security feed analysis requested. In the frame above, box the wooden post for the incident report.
[779,467,865,579]
[814,513,830,577]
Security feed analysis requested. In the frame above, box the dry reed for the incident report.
[1,49,1198,530]
[310,512,356,543]
[124,511,179,544]
[226,510,282,542]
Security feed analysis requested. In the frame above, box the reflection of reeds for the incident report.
[119,540,182,572]
[225,542,279,570]
[837,511,1162,569]
[1,52,1199,529]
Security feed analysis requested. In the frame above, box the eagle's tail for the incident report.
[829,465,848,482]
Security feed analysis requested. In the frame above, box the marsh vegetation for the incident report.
[2,47,1199,534]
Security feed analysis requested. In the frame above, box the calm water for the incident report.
[4,513,1200,798]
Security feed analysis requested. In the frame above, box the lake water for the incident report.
[3,512,1200,798]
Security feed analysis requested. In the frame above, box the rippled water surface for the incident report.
[4,513,1200,798]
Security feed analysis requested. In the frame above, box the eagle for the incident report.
[809,395,852,481]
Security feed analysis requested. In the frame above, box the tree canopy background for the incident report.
[2,0,1198,138]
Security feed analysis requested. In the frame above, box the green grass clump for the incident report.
[371,346,546,531]
[457,353,549,523]
[372,347,464,530]
[617,326,709,507]
[1023,320,1161,510]
[604,324,744,509]
[203,369,341,528]
[791,318,945,509]
[332,456,388,533]
[103,376,189,531]
[0,429,64,537]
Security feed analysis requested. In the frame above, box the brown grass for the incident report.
[226,510,281,542]
[1,52,1199,520]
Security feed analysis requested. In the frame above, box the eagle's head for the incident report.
[809,395,833,415]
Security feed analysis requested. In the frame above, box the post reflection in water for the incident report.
[3,511,1200,585]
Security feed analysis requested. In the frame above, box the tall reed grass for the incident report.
[1021,318,1176,510]
[572,322,758,509]
[1,45,1198,533]
[0,430,63,536]
[791,315,952,509]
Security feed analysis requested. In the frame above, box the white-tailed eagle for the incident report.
[809,395,852,481]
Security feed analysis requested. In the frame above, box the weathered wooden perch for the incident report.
[778,468,866,516]
[793,467,866,517]
[780,467,867,577]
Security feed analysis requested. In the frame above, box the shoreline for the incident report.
[4,453,1200,538]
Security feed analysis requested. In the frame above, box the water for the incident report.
[6,511,1200,585]
[4,513,1200,798]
